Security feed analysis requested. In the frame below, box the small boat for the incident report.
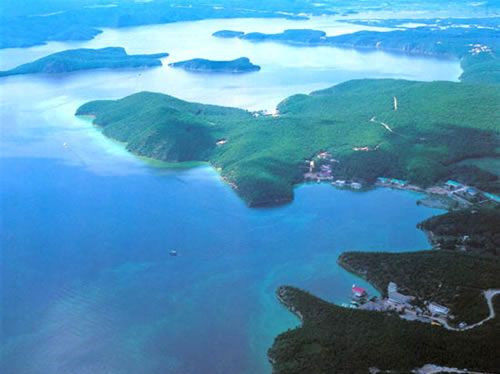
[169,250,178,256]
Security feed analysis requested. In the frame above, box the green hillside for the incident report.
[339,250,500,324]
[169,57,260,73]
[76,79,499,206]
[418,207,500,256]
[268,284,499,373]
[0,47,168,77]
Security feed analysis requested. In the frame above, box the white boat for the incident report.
[169,250,178,256]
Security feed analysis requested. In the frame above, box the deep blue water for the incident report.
[1,157,442,374]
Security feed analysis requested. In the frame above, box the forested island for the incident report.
[213,29,328,45]
[169,57,260,74]
[212,30,245,38]
[0,47,168,77]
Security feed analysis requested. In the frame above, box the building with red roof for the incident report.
[352,284,367,298]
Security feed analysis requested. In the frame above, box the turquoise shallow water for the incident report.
[1,157,442,373]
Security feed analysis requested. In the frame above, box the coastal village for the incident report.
[303,150,500,207]
[344,283,490,331]
[306,148,500,330]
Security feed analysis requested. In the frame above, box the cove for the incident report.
[1,157,442,373]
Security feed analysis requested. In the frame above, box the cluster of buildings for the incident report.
[376,177,409,188]
[443,179,499,205]
[468,43,492,55]
[302,153,499,207]
[353,281,453,326]
[304,152,341,182]
[376,176,500,206]
[333,180,362,189]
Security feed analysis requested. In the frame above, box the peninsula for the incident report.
[169,57,260,74]
[76,78,499,207]
[0,47,168,77]
[268,207,500,372]
[269,281,499,373]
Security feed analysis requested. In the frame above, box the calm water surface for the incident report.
[1,16,448,374]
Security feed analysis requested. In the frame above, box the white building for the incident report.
[428,302,450,316]
[387,282,414,305]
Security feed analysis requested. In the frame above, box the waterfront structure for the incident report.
[390,178,408,187]
[352,285,367,298]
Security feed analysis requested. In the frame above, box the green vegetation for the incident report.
[214,25,500,85]
[213,29,327,45]
[460,52,500,84]
[0,0,319,49]
[456,157,500,176]
[446,163,499,193]
[338,250,500,324]
[212,30,245,38]
[5,1,490,49]
[418,207,500,256]
[268,285,500,373]
[0,47,168,77]
[270,212,500,371]
[325,27,499,59]
[76,79,500,206]
[169,57,260,73]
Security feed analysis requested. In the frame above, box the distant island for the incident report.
[212,30,245,38]
[213,29,327,45]
[0,47,168,77]
[169,57,260,74]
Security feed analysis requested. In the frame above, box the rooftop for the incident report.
[445,180,462,187]
[352,285,367,295]
[390,178,408,185]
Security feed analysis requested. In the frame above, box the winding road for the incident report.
[435,289,500,331]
